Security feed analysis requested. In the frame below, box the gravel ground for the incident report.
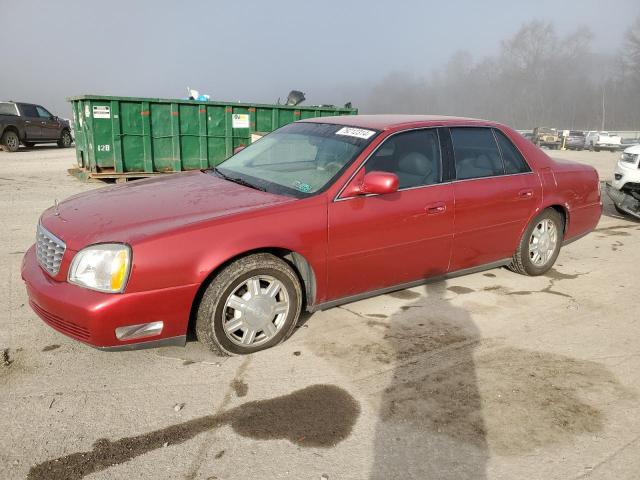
[1,145,639,480]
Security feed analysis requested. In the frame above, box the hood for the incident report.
[624,145,640,154]
[40,170,294,249]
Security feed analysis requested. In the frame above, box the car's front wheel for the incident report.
[195,253,302,355]
[58,129,72,148]
[509,209,563,276]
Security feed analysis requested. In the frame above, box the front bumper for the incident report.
[21,246,198,350]
[606,183,640,219]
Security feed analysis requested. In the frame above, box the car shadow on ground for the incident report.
[1,145,69,154]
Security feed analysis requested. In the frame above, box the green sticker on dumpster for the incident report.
[232,114,249,128]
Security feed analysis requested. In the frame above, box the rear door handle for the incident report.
[518,189,534,198]
[425,202,447,214]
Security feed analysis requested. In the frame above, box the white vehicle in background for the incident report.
[584,131,622,152]
[606,145,640,219]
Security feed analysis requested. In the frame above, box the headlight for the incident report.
[68,244,131,293]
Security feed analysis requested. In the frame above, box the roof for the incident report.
[300,114,495,130]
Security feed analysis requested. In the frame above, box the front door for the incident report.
[327,128,454,301]
[36,105,60,140]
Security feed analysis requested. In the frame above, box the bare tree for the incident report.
[362,19,640,130]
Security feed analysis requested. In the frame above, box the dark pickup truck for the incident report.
[0,101,73,152]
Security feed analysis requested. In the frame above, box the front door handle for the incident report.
[518,189,534,198]
[425,202,447,214]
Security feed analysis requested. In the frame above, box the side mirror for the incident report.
[342,170,399,198]
[233,145,246,155]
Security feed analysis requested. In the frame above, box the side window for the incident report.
[451,127,504,180]
[36,106,53,118]
[0,103,18,116]
[494,129,530,174]
[19,104,39,118]
[365,129,441,189]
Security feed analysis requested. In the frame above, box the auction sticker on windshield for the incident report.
[335,127,375,140]
[294,181,312,193]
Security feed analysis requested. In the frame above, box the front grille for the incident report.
[36,224,66,276]
[30,300,91,340]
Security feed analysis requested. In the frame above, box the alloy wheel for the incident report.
[529,219,558,266]
[219,275,290,347]
[7,135,18,150]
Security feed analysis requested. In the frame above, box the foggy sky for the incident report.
[1,0,638,118]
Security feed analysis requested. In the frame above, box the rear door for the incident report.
[327,128,454,300]
[449,127,541,271]
[17,103,42,139]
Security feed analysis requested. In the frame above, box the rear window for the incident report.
[493,129,531,174]
[18,104,39,117]
[451,127,504,180]
[0,102,18,116]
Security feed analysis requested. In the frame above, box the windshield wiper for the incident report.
[212,167,266,192]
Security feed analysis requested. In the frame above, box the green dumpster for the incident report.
[68,95,357,181]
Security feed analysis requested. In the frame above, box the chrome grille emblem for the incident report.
[36,224,66,276]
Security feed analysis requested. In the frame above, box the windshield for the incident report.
[212,122,378,198]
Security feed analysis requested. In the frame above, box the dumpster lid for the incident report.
[66,95,356,112]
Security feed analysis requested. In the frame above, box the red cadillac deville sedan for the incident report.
[22,115,601,355]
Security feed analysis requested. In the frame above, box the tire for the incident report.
[23,141,35,148]
[594,147,600,152]
[57,129,72,148]
[1,130,20,152]
[195,253,302,356]
[508,209,563,276]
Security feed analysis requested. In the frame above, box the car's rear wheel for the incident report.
[58,129,72,148]
[195,253,302,355]
[509,209,563,276]
[1,130,20,152]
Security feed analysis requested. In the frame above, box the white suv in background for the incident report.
[607,145,640,218]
